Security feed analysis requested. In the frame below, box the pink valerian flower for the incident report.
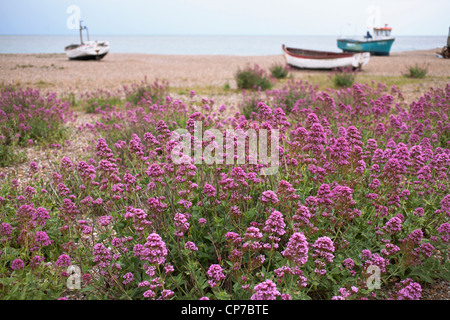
[133,233,168,265]
[29,255,45,269]
[173,213,190,237]
[331,286,359,300]
[203,183,217,197]
[60,156,74,171]
[98,215,114,227]
[160,289,175,300]
[343,258,356,276]
[16,204,36,226]
[32,207,50,226]
[262,210,286,243]
[59,198,80,221]
[328,136,350,166]
[407,229,424,245]
[122,272,134,285]
[57,182,70,196]
[346,126,363,150]
[225,232,242,246]
[55,254,71,267]
[381,243,401,257]
[93,243,112,271]
[413,207,424,217]
[312,236,335,263]
[435,194,450,217]
[292,205,312,228]
[124,206,152,234]
[229,206,241,217]
[128,133,144,157]
[143,290,156,299]
[251,279,281,300]
[260,190,279,205]
[147,197,168,213]
[207,264,225,288]
[143,132,160,146]
[281,232,309,266]
[244,227,263,243]
[184,241,198,252]
[382,216,403,235]
[437,222,450,243]
[96,138,114,160]
[420,242,435,257]
[24,185,36,198]
[361,250,390,274]
[34,231,53,247]
[11,258,24,270]
[276,180,299,202]
[77,161,97,181]
[389,278,422,300]
[29,161,39,172]
[164,263,174,274]
[304,122,327,155]
[312,236,335,275]
[330,185,356,207]
[178,199,192,210]
[274,265,308,287]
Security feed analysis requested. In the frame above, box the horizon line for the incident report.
[0,33,447,37]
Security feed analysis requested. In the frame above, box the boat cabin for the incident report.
[373,24,392,37]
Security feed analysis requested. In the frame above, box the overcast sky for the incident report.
[1,0,449,36]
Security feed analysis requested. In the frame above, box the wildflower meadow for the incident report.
[0,78,449,301]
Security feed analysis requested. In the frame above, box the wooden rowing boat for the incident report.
[282,44,370,70]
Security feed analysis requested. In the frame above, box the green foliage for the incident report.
[235,64,274,91]
[124,78,170,105]
[81,89,123,113]
[332,66,358,88]
[270,63,289,79]
[0,85,71,166]
[405,64,428,79]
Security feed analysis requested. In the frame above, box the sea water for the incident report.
[0,35,446,55]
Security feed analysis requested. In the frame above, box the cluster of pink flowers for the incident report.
[281,232,309,266]
[207,264,225,288]
[251,279,281,300]
[1,80,449,301]
[312,236,335,275]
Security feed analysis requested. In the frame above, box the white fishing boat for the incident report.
[282,44,370,70]
[65,21,109,61]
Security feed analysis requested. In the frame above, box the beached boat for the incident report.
[282,45,370,70]
[65,21,109,60]
[337,24,395,56]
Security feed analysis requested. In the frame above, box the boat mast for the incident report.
[79,20,83,44]
[79,20,90,43]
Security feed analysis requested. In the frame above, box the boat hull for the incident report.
[282,45,370,70]
[67,52,108,61]
[65,41,110,61]
[337,38,395,56]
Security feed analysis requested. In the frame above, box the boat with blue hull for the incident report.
[337,24,395,56]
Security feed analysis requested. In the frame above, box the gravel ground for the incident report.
[1,48,449,96]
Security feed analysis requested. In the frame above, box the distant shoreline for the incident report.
[0,47,446,56]
[0,34,446,56]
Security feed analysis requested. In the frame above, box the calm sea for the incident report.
[0,35,446,55]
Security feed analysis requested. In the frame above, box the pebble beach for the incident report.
[0,48,448,99]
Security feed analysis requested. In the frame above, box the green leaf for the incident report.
[214,290,232,300]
